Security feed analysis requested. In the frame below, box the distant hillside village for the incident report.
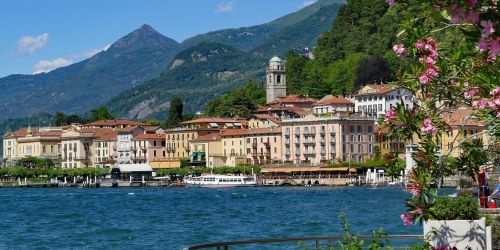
[1,57,489,174]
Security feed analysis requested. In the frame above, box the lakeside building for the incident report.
[3,126,63,167]
[61,127,117,168]
[248,114,282,128]
[439,108,489,157]
[132,133,166,167]
[353,84,413,117]
[312,95,354,115]
[115,126,146,164]
[162,118,248,168]
[190,133,223,168]
[244,127,282,165]
[281,115,376,165]
[375,126,407,159]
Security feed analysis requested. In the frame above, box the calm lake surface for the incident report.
[0,186,422,249]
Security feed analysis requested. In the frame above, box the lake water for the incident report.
[0,186,422,249]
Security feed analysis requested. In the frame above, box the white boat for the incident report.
[184,174,257,188]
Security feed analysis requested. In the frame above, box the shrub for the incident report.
[429,196,479,220]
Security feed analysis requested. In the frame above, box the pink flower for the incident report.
[467,0,478,8]
[425,66,439,78]
[426,56,436,65]
[478,39,490,52]
[416,208,424,215]
[488,101,497,110]
[474,99,488,109]
[416,40,426,50]
[481,20,495,38]
[401,212,414,226]
[464,88,479,99]
[393,44,405,58]
[386,0,396,5]
[464,82,469,88]
[384,109,397,123]
[490,87,500,97]
[419,74,430,84]
[421,118,438,133]
[468,12,480,24]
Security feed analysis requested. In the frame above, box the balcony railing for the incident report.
[183,235,422,250]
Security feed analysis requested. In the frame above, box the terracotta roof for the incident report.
[267,94,318,105]
[191,133,222,142]
[313,96,353,106]
[354,84,399,97]
[143,125,161,132]
[181,117,248,125]
[80,128,118,141]
[220,128,281,137]
[253,114,283,125]
[84,119,149,127]
[115,126,144,133]
[4,127,62,138]
[219,129,248,137]
[441,109,484,127]
[133,133,166,140]
[257,105,311,116]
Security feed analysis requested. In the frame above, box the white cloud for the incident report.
[17,33,49,54]
[301,0,317,8]
[215,1,234,13]
[80,44,111,58]
[33,57,73,74]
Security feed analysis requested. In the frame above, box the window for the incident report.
[358,135,362,142]
[154,150,157,157]
[357,126,362,133]
[368,135,373,142]
[350,126,355,133]
[350,135,354,142]
[350,144,354,153]
[368,126,373,133]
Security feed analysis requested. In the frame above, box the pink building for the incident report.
[281,115,376,165]
[132,133,166,164]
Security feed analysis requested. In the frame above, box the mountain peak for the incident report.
[109,24,179,52]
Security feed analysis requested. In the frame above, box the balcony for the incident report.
[252,143,258,148]
[303,140,315,145]
[303,131,315,136]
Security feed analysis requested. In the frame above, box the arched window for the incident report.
[277,75,281,84]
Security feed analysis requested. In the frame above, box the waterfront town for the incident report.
[1,57,489,186]
[2,0,499,248]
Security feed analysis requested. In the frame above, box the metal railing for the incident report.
[183,234,423,250]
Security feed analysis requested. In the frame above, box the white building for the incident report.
[115,126,145,164]
[353,84,413,117]
[313,95,354,115]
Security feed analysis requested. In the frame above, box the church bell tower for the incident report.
[266,56,287,104]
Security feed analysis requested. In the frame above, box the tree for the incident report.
[325,53,365,95]
[355,55,392,86]
[285,51,308,94]
[55,112,66,126]
[384,0,499,224]
[91,107,114,121]
[166,96,183,128]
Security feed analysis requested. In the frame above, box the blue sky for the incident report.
[0,0,317,77]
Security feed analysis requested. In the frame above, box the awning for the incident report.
[198,152,206,157]
[117,164,153,173]
[191,152,198,158]
[261,167,356,173]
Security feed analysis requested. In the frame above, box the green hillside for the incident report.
[107,42,266,119]
[251,3,342,57]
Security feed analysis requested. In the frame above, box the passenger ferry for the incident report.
[184,174,257,188]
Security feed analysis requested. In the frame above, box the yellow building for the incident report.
[163,118,247,168]
[3,126,62,166]
[220,129,248,166]
[440,108,487,157]
[189,133,224,168]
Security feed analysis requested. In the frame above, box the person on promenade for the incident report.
[478,166,490,208]
[489,176,500,206]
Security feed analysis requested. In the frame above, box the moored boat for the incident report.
[184,174,257,188]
